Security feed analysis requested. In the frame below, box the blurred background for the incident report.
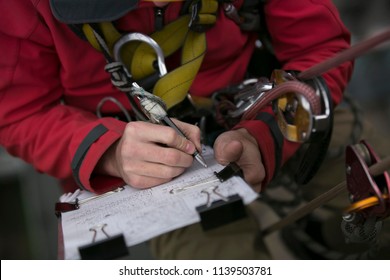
[335,0,390,138]
[1,0,389,259]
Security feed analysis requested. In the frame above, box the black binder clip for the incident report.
[78,224,128,259]
[196,163,247,231]
[214,161,243,182]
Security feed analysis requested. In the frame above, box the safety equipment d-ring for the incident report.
[113,32,167,77]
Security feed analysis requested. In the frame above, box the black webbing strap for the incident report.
[255,112,283,177]
[71,124,108,190]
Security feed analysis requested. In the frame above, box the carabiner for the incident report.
[113,32,167,78]
[228,78,273,118]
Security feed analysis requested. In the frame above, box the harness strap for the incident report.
[83,22,121,55]
[154,20,207,108]
[82,0,218,109]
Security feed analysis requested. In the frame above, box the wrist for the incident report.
[95,140,121,178]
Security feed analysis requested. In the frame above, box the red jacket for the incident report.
[0,0,352,193]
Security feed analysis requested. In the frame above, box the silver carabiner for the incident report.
[227,78,273,118]
[113,32,167,77]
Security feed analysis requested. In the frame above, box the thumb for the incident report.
[214,139,243,165]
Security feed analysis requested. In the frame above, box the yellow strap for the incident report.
[199,0,218,16]
[82,24,101,51]
[154,30,207,108]
[82,22,122,54]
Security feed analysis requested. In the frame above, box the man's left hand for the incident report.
[213,128,264,192]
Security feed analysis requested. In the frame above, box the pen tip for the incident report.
[195,154,208,168]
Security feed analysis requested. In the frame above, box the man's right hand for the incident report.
[96,120,202,189]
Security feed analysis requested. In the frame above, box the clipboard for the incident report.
[195,162,248,231]
[56,147,259,259]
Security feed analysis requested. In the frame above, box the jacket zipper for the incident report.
[154,6,165,31]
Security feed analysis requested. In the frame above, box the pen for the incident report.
[133,83,207,168]
[160,115,208,168]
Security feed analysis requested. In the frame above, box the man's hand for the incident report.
[213,128,264,192]
[96,120,202,189]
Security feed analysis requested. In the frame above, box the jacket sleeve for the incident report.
[234,0,353,185]
[0,1,125,194]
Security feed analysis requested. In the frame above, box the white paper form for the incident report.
[60,146,258,259]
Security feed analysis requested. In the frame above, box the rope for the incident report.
[298,27,390,80]
[261,155,390,236]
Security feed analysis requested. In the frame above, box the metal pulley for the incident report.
[227,69,333,185]
[341,140,390,244]
[224,69,331,144]
[344,140,390,218]
[270,70,331,143]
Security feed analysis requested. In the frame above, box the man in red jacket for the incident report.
[0,0,353,258]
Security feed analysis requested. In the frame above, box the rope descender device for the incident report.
[226,69,333,185]
[341,140,390,243]
[344,140,390,218]
[241,69,331,143]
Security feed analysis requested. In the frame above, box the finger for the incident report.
[123,121,195,155]
[214,138,243,165]
[251,183,262,193]
[165,130,196,155]
[240,162,265,190]
[121,160,187,186]
[171,119,202,152]
[121,141,194,168]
